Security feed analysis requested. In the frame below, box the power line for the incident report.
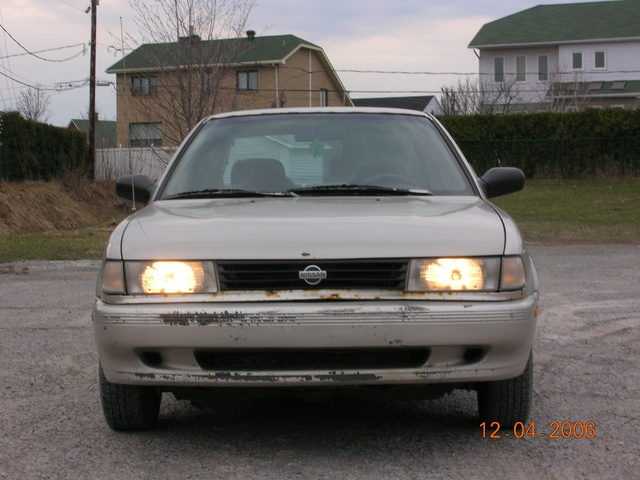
[0,43,87,61]
[0,69,40,89]
[0,23,86,62]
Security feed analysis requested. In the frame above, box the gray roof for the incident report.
[469,1,640,48]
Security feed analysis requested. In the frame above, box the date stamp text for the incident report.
[480,421,596,439]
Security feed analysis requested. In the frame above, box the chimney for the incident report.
[246,30,256,41]
[179,30,201,44]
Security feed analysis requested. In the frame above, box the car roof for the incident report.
[203,106,433,122]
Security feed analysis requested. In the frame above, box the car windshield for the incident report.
[159,112,475,199]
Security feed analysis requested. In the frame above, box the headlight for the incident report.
[100,260,217,295]
[407,257,525,292]
[126,261,217,294]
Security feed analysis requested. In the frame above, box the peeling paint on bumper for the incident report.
[94,295,538,388]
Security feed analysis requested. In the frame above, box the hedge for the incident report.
[0,112,90,181]
[437,109,640,178]
[2,108,639,181]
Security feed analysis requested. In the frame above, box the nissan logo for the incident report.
[299,265,327,286]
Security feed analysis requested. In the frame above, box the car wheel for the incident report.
[98,363,161,431]
[477,351,533,427]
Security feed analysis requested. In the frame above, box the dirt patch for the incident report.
[0,177,130,235]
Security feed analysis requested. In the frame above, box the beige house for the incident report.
[106,32,353,147]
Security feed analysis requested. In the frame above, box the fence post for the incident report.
[482,141,487,173]
[550,139,556,178]
[620,138,626,177]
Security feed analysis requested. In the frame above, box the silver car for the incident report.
[94,107,539,430]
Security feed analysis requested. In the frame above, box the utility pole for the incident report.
[88,0,98,176]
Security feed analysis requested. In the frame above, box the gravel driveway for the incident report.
[0,245,638,479]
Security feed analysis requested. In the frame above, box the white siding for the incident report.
[558,41,640,82]
[476,39,640,107]
[478,47,558,104]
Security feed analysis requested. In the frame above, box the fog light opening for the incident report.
[141,351,162,366]
[463,348,484,364]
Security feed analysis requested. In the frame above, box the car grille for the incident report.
[217,259,408,291]
[194,348,430,371]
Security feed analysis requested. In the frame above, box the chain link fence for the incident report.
[457,137,640,179]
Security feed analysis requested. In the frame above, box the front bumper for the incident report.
[93,295,538,387]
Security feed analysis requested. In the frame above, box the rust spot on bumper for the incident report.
[160,310,247,326]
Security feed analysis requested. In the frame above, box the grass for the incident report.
[0,178,638,262]
[0,227,113,262]
[492,178,640,244]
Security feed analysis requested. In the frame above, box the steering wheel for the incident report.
[359,173,421,189]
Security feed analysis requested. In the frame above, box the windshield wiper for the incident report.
[287,184,433,197]
[163,189,295,200]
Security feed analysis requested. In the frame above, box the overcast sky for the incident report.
[0,0,610,127]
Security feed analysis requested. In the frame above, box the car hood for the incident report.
[110,196,512,260]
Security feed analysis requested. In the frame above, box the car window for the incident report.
[159,113,475,198]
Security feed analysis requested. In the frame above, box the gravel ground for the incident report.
[0,245,638,479]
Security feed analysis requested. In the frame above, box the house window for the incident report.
[237,70,258,91]
[320,88,329,107]
[572,52,583,70]
[131,76,158,97]
[129,122,162,147]
[494,57,505,83]
[538,55,548,81]
[201,70,216,92]
[516,56,526,82]
[595,51,606,69]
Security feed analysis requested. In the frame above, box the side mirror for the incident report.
[116,174,156,204]
[479,167,525,199]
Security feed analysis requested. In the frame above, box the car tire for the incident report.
[98,363,161,431]
[477,351,533,427]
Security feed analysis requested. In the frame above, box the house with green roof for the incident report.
[67,118,117,148]
[106,32,353,147]
[468,1,640,113]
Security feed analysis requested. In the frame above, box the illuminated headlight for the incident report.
[407,257,525,292]
[101,261,217,295]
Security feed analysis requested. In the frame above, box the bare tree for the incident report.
[16,86,51,122]
[440,78,482,116]
[480,76,521,115]
[440,76,523,116]
[119,0,257,145]
[536,65,592,113]
[130,0,255,44]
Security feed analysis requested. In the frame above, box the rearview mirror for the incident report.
[479,167,525,198]
[116,174,156,204]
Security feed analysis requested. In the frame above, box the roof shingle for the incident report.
[469,1,640,48]
[107,34,319,73]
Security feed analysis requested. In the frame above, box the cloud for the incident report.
[318,15,492,96]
